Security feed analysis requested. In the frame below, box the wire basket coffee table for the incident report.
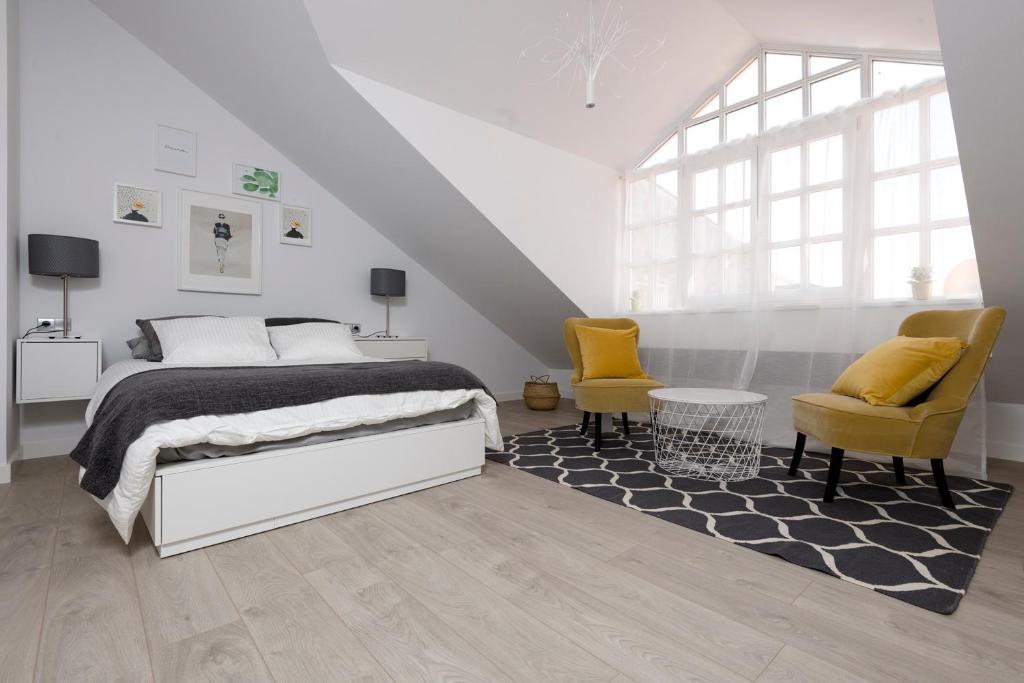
[649,388,768,482]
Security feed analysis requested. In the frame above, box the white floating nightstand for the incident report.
[354,337,428,361]
[16,337,102,403]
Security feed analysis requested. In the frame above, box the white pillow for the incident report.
[267,322,365,362]
[151,316,278,365]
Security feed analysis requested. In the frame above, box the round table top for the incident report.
[648,387,768,405]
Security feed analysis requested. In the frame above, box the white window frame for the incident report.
[636,46,943,169]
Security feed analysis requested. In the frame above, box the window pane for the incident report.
[771,246,802,290]
[810,68,861,115]
[930,92,958,160]
[628,266,652,310]
[724,160,752,203]
[654,170,678,219]
[726,104,758,141]
[872,60,944,96]
[809,240,843,288]
[809,188,843,236]
[873,100,920,172]
[873,232,919,299]
[653,264,678,310]
[692,213,720,254]
[693,169,718,210]
[693,94,719,118]
[770,146,801,194]
[724,206,751,247]
[930,165,968,221]
[655,223,677,259]
[765,53,802,91]
[689,257,721,297]
[627,225,652,262]
[628,179,650,225]
[874,174,920,228]
[765,88,803,129]
[808,134,843,185]
[809,55,854,75]
[931,226,981,298]
[686,118,720,154]
[726,58,759,105]
[771,196,801,242]
[640,134,678,169]
[723,253,751,294]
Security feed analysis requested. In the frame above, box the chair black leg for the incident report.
[621,413,630,436]
[893,457,906,485]
[594,413,603,452]
[823,448,845,503]
[579,411,591,435]
[931,459,956,510]
[788,432,806,476]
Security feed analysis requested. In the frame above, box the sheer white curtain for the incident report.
[623,78,988,477]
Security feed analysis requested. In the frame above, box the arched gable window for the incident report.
[624,48,978,312]
[638,49,944,168]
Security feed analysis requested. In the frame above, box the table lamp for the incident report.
[28,234,99,338]
[370,268,405,338]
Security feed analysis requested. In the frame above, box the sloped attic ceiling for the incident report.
[90,0,584,368]
[304,0,940,170]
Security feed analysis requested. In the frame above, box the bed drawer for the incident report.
[154,417,484,547]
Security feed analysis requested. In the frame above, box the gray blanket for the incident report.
[70,360,491,498]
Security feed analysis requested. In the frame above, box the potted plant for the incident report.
[909,266,933,301]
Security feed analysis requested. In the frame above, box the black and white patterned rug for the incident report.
[487,422,1013,614]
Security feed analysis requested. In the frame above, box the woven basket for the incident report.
[523,375,561,411]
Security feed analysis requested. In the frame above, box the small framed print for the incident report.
[280,204,312,247]
[233,163,280,201]
[113,183,162,227]
[155,124,197,177]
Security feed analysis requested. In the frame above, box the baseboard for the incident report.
[19,436,79,460]
[0,462,10,484]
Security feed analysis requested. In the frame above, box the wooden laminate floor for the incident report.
[1,398,1023,682]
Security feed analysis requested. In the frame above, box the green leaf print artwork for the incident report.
[234,165,280,200]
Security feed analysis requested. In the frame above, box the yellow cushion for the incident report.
[575,325,646,380]
[831,336,967,407]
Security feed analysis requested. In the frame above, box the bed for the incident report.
[71,318,501,557]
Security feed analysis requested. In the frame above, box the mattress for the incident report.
[157,402,475,462]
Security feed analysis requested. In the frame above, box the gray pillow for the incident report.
[126,335,158,361]
[136,315,222,362]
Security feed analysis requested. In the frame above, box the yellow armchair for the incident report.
[790,307,1006,509]
[563,317,664,451]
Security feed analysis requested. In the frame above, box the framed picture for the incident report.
[233,163,280,201]
[178,189,262,295]
[280,204,312,247]
[113,183,162,227]
[155,124,197,177]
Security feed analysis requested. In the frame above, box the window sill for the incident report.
[628,296,982,316]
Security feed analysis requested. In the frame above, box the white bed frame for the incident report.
[139,417,486,557]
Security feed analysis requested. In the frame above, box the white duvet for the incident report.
[83,358,502,543]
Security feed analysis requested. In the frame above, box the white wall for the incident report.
[15,0,547,457]
[0,0,17,481]
[339,69,622,318]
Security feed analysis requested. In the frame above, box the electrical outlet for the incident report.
[37,317,65,332]
[349,323,361,335]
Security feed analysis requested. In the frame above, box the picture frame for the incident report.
[113,183,162,227]
[280,204,312,247]
[155,124,197,177]
[178,189,262,295]
[233,163,280,201]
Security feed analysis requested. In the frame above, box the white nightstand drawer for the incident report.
[17,338,102,403]
[355,338,428,360]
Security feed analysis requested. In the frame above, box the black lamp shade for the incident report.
[28,234,99,278]
[370,268,406,297]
